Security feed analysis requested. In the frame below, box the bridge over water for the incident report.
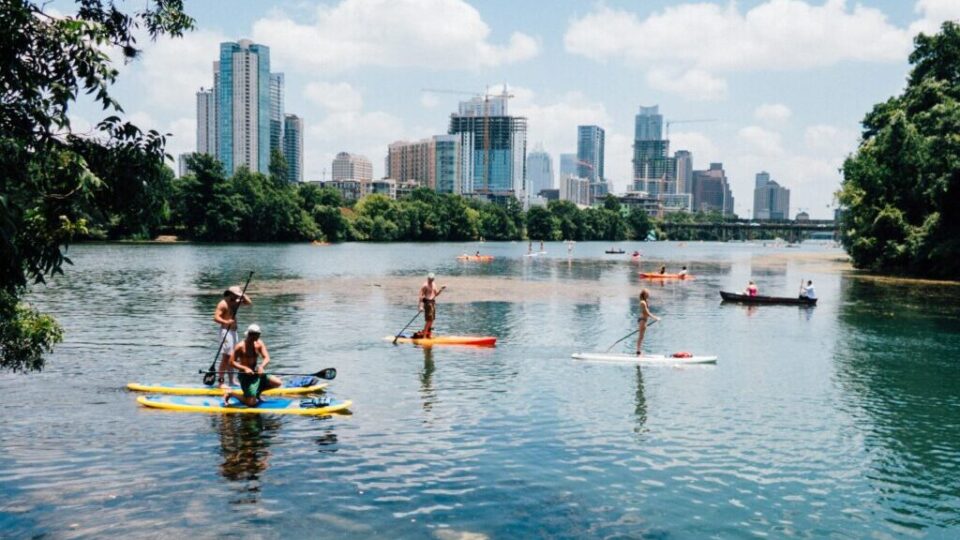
[659,220,838,243]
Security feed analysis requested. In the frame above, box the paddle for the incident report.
[392,311,421,344]
[605,319,658,352]
[199,367,337,380]
[202,271,254,386]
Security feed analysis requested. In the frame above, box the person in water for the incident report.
[745,281,759,296]
[475,250,481,257]
[415,273,446,339]
[800,280,817,300]
[659,265,667,275]
[539,240,545,252]
[224,324,281,407]
[213,285,252,389]
[678,266,688,276]
[636,289,660,356]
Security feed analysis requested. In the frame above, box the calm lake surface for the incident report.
[2,241,960,539]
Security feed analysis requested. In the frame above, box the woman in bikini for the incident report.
[636,288,660,356]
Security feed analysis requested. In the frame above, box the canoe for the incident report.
[604,250,625,254]
[137,395,351,415]
[457,255,494,262]
[719,291,817,305]
[639,273,690,279]
[385,335,497,347]
[572,352,717,365]
[127,377,327,396]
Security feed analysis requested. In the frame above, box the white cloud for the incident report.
[646,68,728,101]
[129,29,225,114]
[737,125,784,156]
[803,124,859,155]
[564,0,914,101]
[910,0,960,36]
[671,131,722,164]
[304,82,364,112]
[253,0,539,73]
[754,103,792,124]
[420,93,440,109]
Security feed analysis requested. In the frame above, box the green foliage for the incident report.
[627,208,654,240]
[840,21,960,278]
[526,206,560,240]
[0,292,63,372]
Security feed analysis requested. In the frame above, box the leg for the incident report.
[218,354,231,389]
[635,322,647,356]
[265,375,282,390]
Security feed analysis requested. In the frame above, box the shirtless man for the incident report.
[225,324,281,407]
[213,285,252,388]
[416,273,446,339]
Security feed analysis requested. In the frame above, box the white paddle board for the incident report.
[571,352,717,365]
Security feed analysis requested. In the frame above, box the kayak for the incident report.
[639,273,690,280]
[137,395,352,415]
[720,291,817,305]
[457,255,494,262]
[386,335,497,347]
[127,376,327,396]
[572,352,717,364]
[605,249,625,254]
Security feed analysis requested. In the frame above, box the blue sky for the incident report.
[62,0,960,218]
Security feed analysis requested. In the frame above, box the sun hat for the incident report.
[245,323,262,336]
[427,272,435,280]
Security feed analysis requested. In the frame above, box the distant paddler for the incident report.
[214,284,252,389]
[636,289,660,356]
[800,280,817,300]
[224,324,281,407]
[415,273,446,339]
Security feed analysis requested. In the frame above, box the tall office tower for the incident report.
[525,146,554,198]
[283,114,303,183]
[674,150,693,194]
[576,125,605,183]
[217,39,271,174]
[691,163,735,215]
[387,138,437,188]
[196,88,216,155]
[632,105,676,195]
[331,152,373,182]
[560,175,591,206]
[752,171,790,220]
[448,92,527,199]
[270,73,285,158]
[433,135,461,194]
[559,153,577,179]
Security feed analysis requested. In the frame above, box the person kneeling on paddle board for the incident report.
[225,324,281,407]
[636,289,660,356]
[415,273,445,339]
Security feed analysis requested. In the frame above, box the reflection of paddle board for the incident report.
[127,378,326,396]
[571,352,717,364]
[524,251,547,257]
[137,395,352,415]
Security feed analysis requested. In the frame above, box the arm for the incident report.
[641,301,660,322]
[418,286,425,311]
[256,342,270,374]
[434,285,447,297]
[213,302,234,327]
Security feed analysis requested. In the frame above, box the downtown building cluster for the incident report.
[186,39,303,182]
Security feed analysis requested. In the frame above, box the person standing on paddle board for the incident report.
[214,285,252,389]
[416,273,445,339]
[636,289,660,356]
[224,324,281,406]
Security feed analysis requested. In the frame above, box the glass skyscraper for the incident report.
[525,147,554,198]
[270,73,285,160]
[283,114,303,183]
[576,125,604,183]
[217,39,271,174]
[434,135,461,194]
[448,94,527,199]
[632,105,676,195]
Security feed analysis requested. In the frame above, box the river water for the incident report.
[2,241,960,539]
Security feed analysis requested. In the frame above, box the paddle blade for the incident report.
[315,368,337,380]
[201,370,216,386]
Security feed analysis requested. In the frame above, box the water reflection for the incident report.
[420,347,436,413]
[215,414,281,503]
[633,366,647,434]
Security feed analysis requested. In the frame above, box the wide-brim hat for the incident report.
[224,285,249,300]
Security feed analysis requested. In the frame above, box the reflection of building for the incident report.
[526,147,554,198]
[331,152,373,182]
[448,92,527,199]
[217,40,271,174]
[753,171,790,220]
[283,114,302,182]
[560,175,591,206]
[691,163,735,215]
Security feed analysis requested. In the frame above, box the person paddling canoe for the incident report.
[224,324,281,407]
[214,285,252,389]
[744,280,759,297]
[636,289,660,356]
[415,273,446,339]
[800,280,817,300]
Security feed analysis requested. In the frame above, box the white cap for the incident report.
[245,324,262,336]
[427,272,435,280]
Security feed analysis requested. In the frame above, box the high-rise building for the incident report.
[196,88,216,155]
[559,153,577,179]
[448,93,527,199]
[752,171,790,220]
[270,73,285,158]
[632,105,676,195]
[675,150,692,194]
[332,152,373,183]
[283,114,303,183]
[217,39,271,174]
[178,153,195,178]
[434,135,461,194]
[525,147,554,198]
[387,138,437,188]
[560,174,591,206]
[576,125,605,183]
[691,163,735,215]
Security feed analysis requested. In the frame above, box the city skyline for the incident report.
[67,0,960,218]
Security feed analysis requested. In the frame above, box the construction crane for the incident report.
[421,86,514,193]
[665,118,717,140]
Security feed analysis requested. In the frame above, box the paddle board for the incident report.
[137,395,352,415]
[127,377,326,396]
[571,352,717,364]
[386,335,497,347]
[638,273,691,280]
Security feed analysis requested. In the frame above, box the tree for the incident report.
[839,21,960,278]
[627,208,654,240]
[526,206,559,240]
[0,0,193,371]
[547,200,582,240]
